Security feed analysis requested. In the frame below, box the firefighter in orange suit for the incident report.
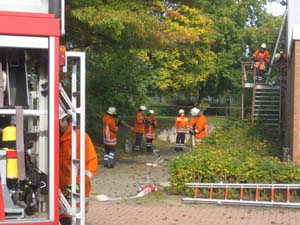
[276,50,288,80]
[59,108,98,225]
[102,107,118,168]
[252,43,270,83]
[175,109,188,152]
[134,105,147,152]
[189,107,208,146]
[145,110,158,152]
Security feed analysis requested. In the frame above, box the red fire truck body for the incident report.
[0,1,64,224]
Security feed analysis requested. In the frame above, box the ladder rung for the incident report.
[72,159,80,164]
[72,125,80,129]
[72,91,80,97]
[73,192,80,197]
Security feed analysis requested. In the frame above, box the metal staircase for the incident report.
[241,62,286,139]
[252,84,281,136]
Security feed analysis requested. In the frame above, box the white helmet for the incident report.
[261,43,267,49]
[139,105,147,111]
[59,107,70,120]
[178,109,184,114]
[149,110,154,114]
[107,107,117,115]
[190,107,200,116]
[274,53,281,61]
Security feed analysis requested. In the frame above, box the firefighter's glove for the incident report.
[64,186,72,199]
[64,185,80,199]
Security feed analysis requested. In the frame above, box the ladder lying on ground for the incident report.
[183,183,300,208]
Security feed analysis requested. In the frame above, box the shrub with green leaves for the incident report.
[169,120,300,195]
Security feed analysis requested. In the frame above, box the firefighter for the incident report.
[102,107,118,168]
[276,50,288,78]
[59,108,98,225]
[252,43,270,83]
[175,109,188,152]
[145,110,158,152]
[134,105,147,152]
[272,50,288,85]
[189,107,208,146]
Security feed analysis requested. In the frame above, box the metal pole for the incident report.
[266,9,287,82]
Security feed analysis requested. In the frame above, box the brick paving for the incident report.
[86,200,300,225]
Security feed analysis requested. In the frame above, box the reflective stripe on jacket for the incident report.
[134,111,145,133]
[253,49,270,69]
[145,115,158,140]
[102,114,118,146]
[175,116,188,133]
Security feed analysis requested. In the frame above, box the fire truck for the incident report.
[0,1,86,224]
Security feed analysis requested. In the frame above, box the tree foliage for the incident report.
[63,0,283,122]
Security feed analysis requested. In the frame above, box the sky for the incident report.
[266,1,286,16]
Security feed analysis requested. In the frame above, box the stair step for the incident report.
[254,107,280,109]
[264,123,280,126]
[255,84,280,90]
[255,119,280,125]
[254,114,280,117]
[255,95,280,99]
[255,100,281,103]
[254,105,280,108]
[256,91,280,94]
[254,109,280,112]
[261,118,280,121]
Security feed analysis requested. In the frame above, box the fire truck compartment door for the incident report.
[6,49,29,107]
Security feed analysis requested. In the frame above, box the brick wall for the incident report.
[286,40,300,163]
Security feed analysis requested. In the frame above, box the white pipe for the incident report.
[266,8,288,81]
[94,188,152,202]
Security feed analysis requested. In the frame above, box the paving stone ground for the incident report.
[89,145,300,225]
[87,200,300,225]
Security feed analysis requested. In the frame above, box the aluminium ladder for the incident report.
[183,183,300,208]
[60,52,86,225]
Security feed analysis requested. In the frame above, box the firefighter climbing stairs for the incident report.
[252,84,281,136]
[183,183,300,208]
[241,62,284,138]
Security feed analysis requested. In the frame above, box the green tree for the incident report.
[62,0,283,129]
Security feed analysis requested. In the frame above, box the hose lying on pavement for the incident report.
[93,187,153,201]
[94,150,162,202]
